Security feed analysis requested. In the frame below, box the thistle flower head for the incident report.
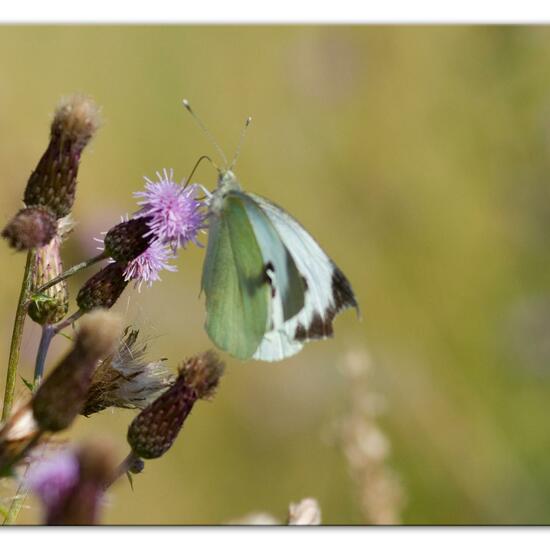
[82,328,174,416]
[1,206,57,251]
[122,240,177,290]
[32,311,124,432]
[127,351,224,460]
[134,169,206,250]
[27,440,117,525]
[26,449,80,510]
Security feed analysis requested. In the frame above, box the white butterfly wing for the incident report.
[249,194,358,362]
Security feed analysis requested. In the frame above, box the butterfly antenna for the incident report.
[229,116,252,171]
[182,99,228,168]
[183,155,217,188]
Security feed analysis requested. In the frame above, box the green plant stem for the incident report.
[2,476,28,525]
[2,431,44,526]
[2,250,35,422]
[108,451,144,490]
[31,251,107,299]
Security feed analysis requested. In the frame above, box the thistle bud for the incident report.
[76,261,128,312]
[32,311,123,432]
[103,217,152,262]
[23,94,101,219]
[127,351,224,460]
[82,328,173,416]
[28,235,69,325]
[1,206,57,251]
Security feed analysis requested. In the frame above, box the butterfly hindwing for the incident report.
[249,194,358,362]
[202,193,270,360]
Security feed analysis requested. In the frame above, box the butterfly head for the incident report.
[217,169,241,192]
[208,170,241,215]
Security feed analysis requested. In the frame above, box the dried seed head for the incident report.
[127,351,224,460]
[82,328,174,416]
[1,206,57,251]
[103,217,153,262]
[76,261,129,312]
[32,311,123,432]
[23,94,101,219]
[28,235,69,325]
[287,498,322,525]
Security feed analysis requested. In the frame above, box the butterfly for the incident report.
[184,100,358,361]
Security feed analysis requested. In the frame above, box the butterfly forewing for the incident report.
[238,192,305,322]
[202,194,270,360]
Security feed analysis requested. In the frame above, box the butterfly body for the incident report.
[201,169,358,362]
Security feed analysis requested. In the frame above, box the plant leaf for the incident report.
[20,375,34,392]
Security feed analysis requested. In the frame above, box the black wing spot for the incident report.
[295,323,307,341]
[264,262,276,298]
[331,266,358,313]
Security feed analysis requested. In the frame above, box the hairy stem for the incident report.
[2,250,35,421]
[32,251,107,298]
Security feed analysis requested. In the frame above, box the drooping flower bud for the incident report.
[1,206,57,251]
[76,261,129,312]
[23,94,101,219]
[82,328,173,416]
[103,217,153,262]
[127,351,224,460]
[27,440,117,525]
[28,235,69,325]
[32,311,123,432]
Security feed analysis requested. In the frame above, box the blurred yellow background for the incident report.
[2,26,550,524]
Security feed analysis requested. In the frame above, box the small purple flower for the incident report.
[134,169,205,250]
[123,240,177,290]
[26,449,79,510]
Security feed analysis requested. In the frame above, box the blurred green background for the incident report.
[1,26,550,525]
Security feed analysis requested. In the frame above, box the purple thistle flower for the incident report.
[134,168,206,250]
[26,449,80,510]
[123,240,177,290]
